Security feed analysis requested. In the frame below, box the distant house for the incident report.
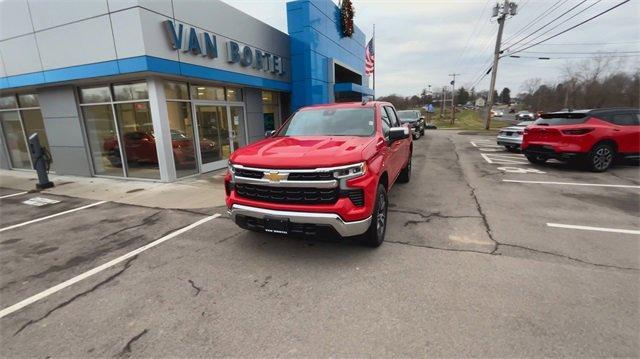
[475,98,486,107]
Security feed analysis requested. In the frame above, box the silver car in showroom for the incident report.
[496,120,534,152]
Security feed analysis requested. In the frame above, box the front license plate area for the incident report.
[264,217,290,234]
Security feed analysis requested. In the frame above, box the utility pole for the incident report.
[484,0,517,130]
[440,87,446,118]
[449,73,460,125]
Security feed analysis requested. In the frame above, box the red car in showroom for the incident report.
[224,101,412,247]
[103,130,216,168]
[522,108,639,172]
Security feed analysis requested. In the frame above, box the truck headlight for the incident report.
[334,162,367,179]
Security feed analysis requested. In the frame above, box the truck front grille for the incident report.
[287,172,334,181]
[235,183,339,204]
[234,168,263,179]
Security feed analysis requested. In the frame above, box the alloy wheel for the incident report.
[376,192,387,238]
[593,147,612,170]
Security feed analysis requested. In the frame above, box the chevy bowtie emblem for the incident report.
[264,171,287,182]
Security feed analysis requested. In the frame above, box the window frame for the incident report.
[78,81,155,179]
[601,111,640,126]
[380,105,391,140]
[384,106,401,127]
[0,93,45,170]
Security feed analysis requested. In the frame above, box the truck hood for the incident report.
[230,136,376,168]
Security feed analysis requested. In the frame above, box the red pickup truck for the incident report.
[224,101,413,246]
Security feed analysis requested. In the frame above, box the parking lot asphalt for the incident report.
[0,130,638,357]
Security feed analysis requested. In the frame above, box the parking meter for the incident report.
[28,133,54,190]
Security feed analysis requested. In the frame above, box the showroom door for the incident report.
[193,103,248,173]
[193,104,230,172]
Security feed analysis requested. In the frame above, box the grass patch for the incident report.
[426,109,511,132]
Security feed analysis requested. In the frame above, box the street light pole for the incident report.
[449,73,460,125]
[484,0,516,130]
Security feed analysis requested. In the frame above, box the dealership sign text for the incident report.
[163,20,284,75]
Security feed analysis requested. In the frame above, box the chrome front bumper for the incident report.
[228,204,371,237]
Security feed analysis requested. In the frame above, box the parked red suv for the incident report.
[522,108,639,171]
[224,101,412,246]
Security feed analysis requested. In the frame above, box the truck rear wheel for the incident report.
[360,184,388,247]
[397,156,412,183]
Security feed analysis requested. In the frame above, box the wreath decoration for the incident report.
[340,0,355,38]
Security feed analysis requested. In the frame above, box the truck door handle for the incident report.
[376,139,386,150]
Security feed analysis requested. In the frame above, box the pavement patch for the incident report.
[22,197,61,207]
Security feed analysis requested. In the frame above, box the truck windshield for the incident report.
[278,108,375,137]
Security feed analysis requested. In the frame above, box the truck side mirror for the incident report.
[265,130,276,138]
[389,127,409,143]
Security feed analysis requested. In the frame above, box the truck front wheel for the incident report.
[360,184,388,247]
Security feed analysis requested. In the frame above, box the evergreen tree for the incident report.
[500,87,511,104]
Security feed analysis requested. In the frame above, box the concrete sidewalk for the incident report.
[0,169,226,209]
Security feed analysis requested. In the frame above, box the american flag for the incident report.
[365,38,375,75]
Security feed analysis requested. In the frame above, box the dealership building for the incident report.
[0,0,372,181]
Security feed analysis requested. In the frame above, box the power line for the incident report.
[463,32,498,86]
[503,0,589,52]
[534,40,640,46]
[507,0,604,53]
[509,54,640,59]
[470,65,492,89]
[506,0,632,55]
[454,0,492,71]
[502,0,569,46]
[520,50,640,55]
[462,17,501,82]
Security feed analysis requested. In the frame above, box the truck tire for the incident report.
[361,184,388,247]
[586,142,615,172]
[397,156,411,183]
[526,154,547,164]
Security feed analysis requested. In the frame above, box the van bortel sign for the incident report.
[163,20,285,76]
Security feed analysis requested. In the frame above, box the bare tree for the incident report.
[521,56,639,111]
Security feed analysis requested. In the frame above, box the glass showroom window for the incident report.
[0,94,51,170]
[79,82,160,179]
[164,81,198,178]
[262,91,281,132]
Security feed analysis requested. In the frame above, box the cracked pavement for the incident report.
[0,130,638,357]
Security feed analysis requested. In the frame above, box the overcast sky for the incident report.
[222,0,640,97]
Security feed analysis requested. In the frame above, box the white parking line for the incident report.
[547,223,640,235]
[481,153,529,165]
[0,201,107,233]
[0,213,220,319]
[502,179,640,189]
[0,191,28,199]
[471,141,503,148]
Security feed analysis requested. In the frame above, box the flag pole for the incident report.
[372,24,376,100]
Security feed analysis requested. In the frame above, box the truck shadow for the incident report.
[235,230,380,265]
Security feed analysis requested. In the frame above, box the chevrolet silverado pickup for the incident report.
[224,101,413,246]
